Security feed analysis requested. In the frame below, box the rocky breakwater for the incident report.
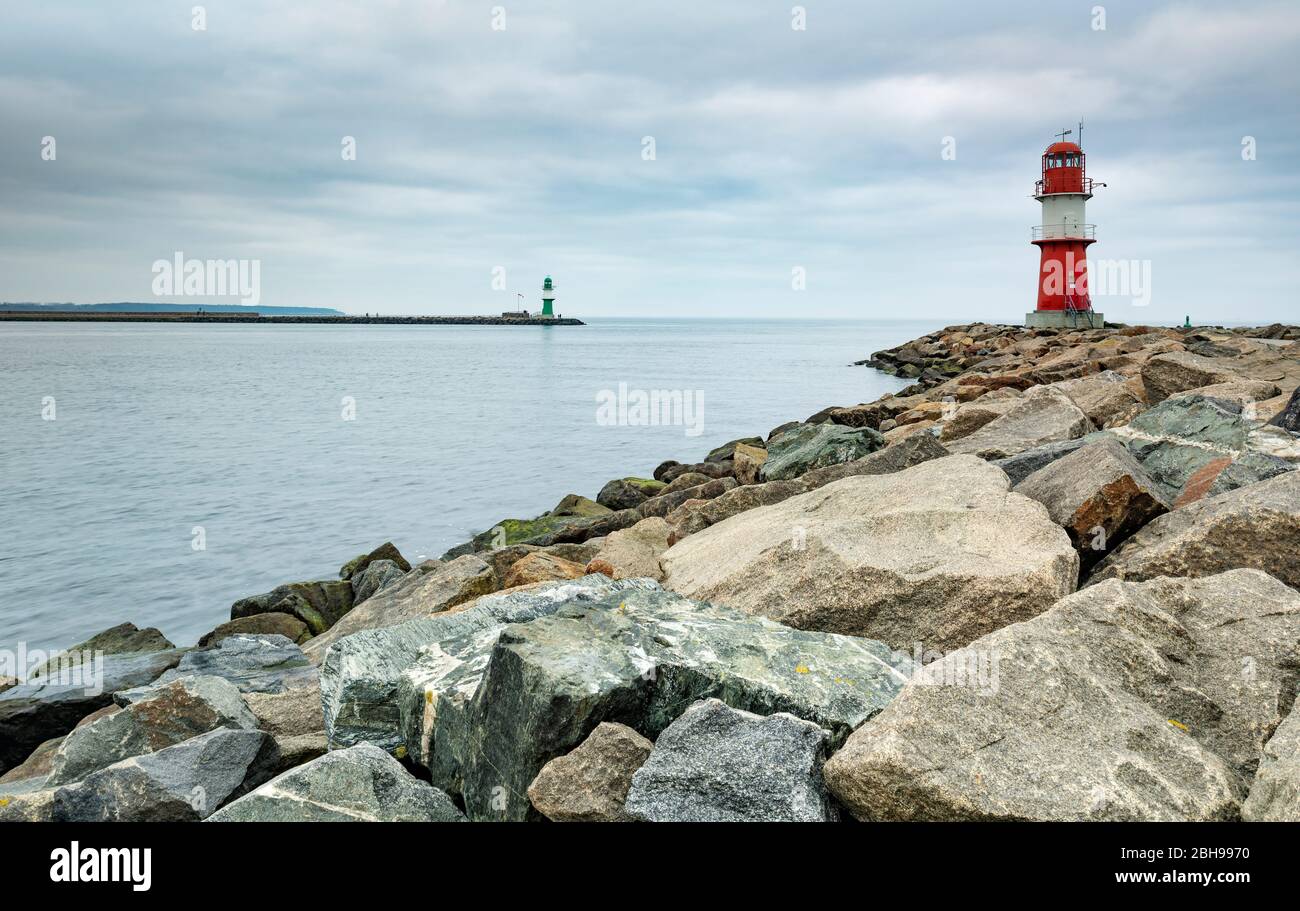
[4,319,1298,823]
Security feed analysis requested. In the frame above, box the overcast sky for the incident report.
[1,1,1297,323]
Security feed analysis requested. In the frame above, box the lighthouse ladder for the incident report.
[1064,292,1097,330]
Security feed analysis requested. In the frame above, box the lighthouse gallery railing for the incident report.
[1031,223,1096,241]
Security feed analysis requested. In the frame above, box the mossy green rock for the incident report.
[549,494,613,518]
[231,580,355,636]
[758,423,887,482]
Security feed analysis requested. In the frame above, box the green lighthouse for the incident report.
[541,275,556,318]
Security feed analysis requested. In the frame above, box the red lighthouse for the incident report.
[1027,127,1105,328]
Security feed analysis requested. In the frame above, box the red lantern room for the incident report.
[1027,127,1105,328]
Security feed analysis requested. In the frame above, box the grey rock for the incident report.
[208,742,464,822]
[758,422,886,482]
[126,634,315,696]
[322,575,659,752]
[527,722,651,822]
[1051,370,1144,428]
[597,478,652,511]
[351,558,406,604]
[403,586,913,820]
[51,727,279,821]
[660,461,734,483]
[1089,469,1300,590]
[1242,703,1300,821]
[625,699,835,822]
[28,623,174,682]
[824,571,1300,821]
[705,436,764,463]
[638,477,738,518]
[0,648,186,775]
[47,675,257,785]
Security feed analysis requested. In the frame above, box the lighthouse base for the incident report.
[1024,310,1105,330]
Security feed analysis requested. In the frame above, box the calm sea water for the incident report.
[1,318,931,652]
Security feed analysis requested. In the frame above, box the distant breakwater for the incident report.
[0,311,585,326]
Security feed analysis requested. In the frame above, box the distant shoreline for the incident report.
[0,311,585,326]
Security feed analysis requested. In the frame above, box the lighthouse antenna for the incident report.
[1055,127,1073,142]
[1078,120,1084,149]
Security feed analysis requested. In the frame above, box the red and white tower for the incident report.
[1027,127,1104,328]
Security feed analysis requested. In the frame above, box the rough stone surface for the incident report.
[798,432,950,489]
[48,728,280,821]
[1269,386,1300,431]
[231,579,355,636]
[351,559,406,604]
[946,385,1095,460]
[1051,370,1145,428]
[664,480,808,542]
[0,649,186,775]
[243,679,324,737]
[584,517,672,581]
[322,575,660,752]
[199,612,311,647]
[132,634,316,695]
[992,438,1090,486]
[550,493,613,518]
[339,541,411,580]
[527,722,651,822]
[597,478,661,510]
[1089,470,1300,590]
[1014,438,1170,570]
[502,551,588,588]
[662,455,1078,652]
[303,555,496,662]
[824,571,1300,821]
[759,422,886,482]
[208,742,465,822]
[400,586,913,820]
[1142,350,1240,404]
[625,699,835,822]
[1242,704,1300,822]
[47,675,257,785]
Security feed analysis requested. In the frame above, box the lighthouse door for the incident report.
[1063,210,1079,237]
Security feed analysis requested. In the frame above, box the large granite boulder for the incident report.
[824,570,1300,821]
[705,436,764,463]
[664,480,808,542]
[1051,370,1144,428]
[946,385,1095,460]
[450,507,643,556]
[208,742,464,822]
[625,699,835,822]
[230,579,355,637]
[46,728,279,821]
[797,432,949,489]
[338,541,411,580]
[130,634,315,695]
[47,675,257,786]
[1242,704,1300,822]
[302,555,496,662]
[732,442,768,485]
[321,576,659,752]
[1013,438,1170,570]
[0,648,185,775]
[758,422,886,482]
[527,722,651,822]
[398,586,913,821]
[1089,470,1300,590]
[549,493,613,518]
[584,517,672,581]
[661,455,1078,652]
[1141,350,1240,404]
